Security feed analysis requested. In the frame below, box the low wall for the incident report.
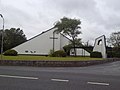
[0,58,119,67]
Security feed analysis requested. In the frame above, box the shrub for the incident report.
[51,50,67,57]
[49,49,54,57]
[4,49,18,56]
[112,47,120,58]
[90,51,102,58]
[107,51,113,58]
[114,52,120,58]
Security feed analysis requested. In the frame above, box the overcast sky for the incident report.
[0,0,120,45]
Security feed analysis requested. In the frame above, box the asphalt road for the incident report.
[0,61,120,90]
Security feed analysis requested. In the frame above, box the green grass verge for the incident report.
[1,55,104,61]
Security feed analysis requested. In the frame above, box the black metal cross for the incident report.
[50,32,58,52]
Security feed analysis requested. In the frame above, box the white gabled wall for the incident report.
[70,48,90,56]
[13,28,70,55]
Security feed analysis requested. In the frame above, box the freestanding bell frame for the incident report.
[93,35,107,58]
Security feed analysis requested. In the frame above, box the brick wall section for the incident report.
[0,58,119,67]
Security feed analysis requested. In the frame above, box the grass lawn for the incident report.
[1,55,104,61]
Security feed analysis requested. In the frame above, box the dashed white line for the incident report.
[87,81,110,86]
[0,75,39,80]
[51,79,69,82]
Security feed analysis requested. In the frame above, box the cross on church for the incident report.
[49,37,58,39]
[50,32,58,52]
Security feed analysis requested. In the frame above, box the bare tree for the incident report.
[108,31,120,47]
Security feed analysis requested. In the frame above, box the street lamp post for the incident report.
[0,14,4,60]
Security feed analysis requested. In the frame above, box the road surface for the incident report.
[0,61,120,90]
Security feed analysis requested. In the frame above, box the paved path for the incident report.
[0,61,120,90]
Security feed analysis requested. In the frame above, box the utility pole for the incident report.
[0,14,4,60]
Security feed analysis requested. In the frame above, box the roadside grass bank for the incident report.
[0,55,119,67]
[1,55,103,61]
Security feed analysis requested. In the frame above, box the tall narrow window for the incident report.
[98,39,102,45]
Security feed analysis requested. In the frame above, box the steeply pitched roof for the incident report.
[28,27,54,41]
[13,27,71,49]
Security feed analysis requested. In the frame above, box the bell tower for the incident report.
[93,35,107,58]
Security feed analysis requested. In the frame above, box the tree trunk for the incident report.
[72,38,76,57]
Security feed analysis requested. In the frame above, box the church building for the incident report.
[13,28,92,56]
[13,28,70,55]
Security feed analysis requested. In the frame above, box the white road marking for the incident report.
[55,68,65,69]
[87,81,110,86]
[51,79,69,82]
[0,75,39,80]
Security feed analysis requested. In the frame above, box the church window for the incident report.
[25,50,28,53]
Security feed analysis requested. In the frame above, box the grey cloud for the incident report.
[52,0,104,26]
[1,0,120,45]
[104,0,120,11]
[53,0,96,10]
[105,15,120,30]
[2,6,33,25]
[94,0,120,31]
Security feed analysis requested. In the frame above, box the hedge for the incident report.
[4,49,18,56]
[90,51,102,58]
[51,50,67,57]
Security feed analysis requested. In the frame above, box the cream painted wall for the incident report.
[70,48,90,56]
